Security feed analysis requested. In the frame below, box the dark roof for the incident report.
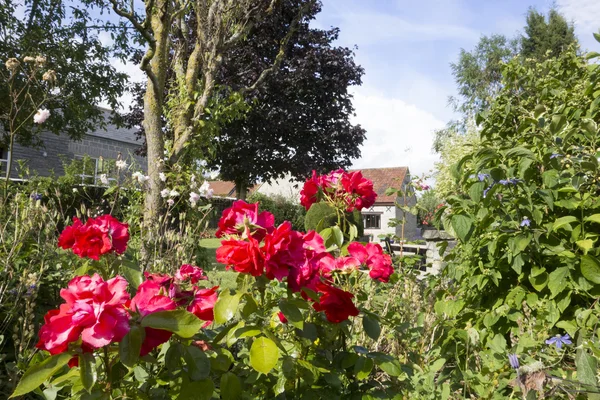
[86,109,141,145]
[351,167,409,204]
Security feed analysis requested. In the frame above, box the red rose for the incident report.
[286,231,327,292]
[130,280,177,356]
[71,223,112,260]
[347,242,394,282]
[312,282,359,323]
[277,311,288,324]
[216,200,274,240]
[263,222,296,281]
[175,264,207,284]
[340,171,377,211]
[216,233,265,277]
[58,217,83,249]
[58,214,130,259]
[36,274,130,354]
[187,286,218,327]
[92,215,130,254]
[300,171,322,210]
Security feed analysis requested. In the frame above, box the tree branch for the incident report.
[107,0,155,46]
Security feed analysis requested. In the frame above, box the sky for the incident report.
[102,0,600,182]
[310,0,600,180]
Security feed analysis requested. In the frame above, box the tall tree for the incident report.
[124,0,365,200]
[521,8,577,60]
[208,2,365,199]
[91,0,314,263]
[0,0,129,149]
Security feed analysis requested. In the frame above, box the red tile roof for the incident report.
[351,167,409,204]
[207,181,260,198]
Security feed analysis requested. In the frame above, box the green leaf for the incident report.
[373,354,402,377]
[362,315,381,341]
[119,325,143,368]
[178,378,213,400]
[576,239,594,254]
[278,301,303,330]
[141,309,202,338]
[353,357,374,380]
[594,31,600,44]
[548,267,570,298]
[120,260,143,289]
[220,372,242,400]
[488,334,507,354]
[331,225,344,247]
[79,352,96,393]
[556,320,578,338]
[451,214,474,242]
[552,216,578,232]
[214,290,242,325]
[528,267,548,292]
[429,358,447,373]
[10,352,74,398]
[576,350,598,395]
[584,214,600,224]
[183,346,210,381]
[250,337,279,374]
[348,223,358,242]
[581,255,600,284]
[550,114,567,134]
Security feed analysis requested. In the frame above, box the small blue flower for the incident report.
[498,179,508,185]
[545,334,572,349]
[520,217,530,227]
[550,154,562,159]
[508,353,520,370]
[478,173,490,182]
[483,185,493,198]
[30,193,42,201]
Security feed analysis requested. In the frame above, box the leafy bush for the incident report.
[432,44,600,397]
[248,192,305,231]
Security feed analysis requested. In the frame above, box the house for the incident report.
[356,167,417,241]
[253,167,418,240]
[0,109,146,183]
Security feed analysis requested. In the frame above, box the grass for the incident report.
[200,238,237,290]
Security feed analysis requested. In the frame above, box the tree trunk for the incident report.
[235,179,248,200]
[141,0,170,268]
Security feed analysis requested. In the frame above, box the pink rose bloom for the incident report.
[300,171,323,210]
[263,222,296,281]
[58,217,83,250]
[347,242,394,282]
[318,254,360,278]
[143,272,173,288]
[36,274,130,354]
[187,286,218,327]
[215,200,275,240]
[130,280,177,356]
[175,264,207,284]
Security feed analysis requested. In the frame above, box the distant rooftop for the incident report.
[350,166,409,204]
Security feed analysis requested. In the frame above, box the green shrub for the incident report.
[304,201,364,237]
[248,192,306,231]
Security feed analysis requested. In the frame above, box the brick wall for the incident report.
[6,130,146,179]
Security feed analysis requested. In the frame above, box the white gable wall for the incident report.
[362,204,396,240]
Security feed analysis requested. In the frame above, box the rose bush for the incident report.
[12,171,408,399]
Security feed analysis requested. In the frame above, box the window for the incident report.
[74,155,115,185]
[363,214,381,229]
[0,148,9,176]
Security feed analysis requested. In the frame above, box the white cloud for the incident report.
[350,87,444,179]
[557,0,600,50]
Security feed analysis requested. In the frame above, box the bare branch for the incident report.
[107,0,155,46]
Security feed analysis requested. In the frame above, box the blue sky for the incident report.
[312,0,600,178]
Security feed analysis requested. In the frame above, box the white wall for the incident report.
[362,204,396,240]
[255,174,302,201]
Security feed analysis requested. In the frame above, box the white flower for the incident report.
[132,171,149,183]
[167,199,175,207]
[160,189,170,198]
[33,109,50,124]
[169,189,180,197]
[116,160,128,170]
[189,192,200,206]
[191,175,196,182]
[100,174,109,185]
[5,58,19,71]
[199,181,214,199]
[159,172,167,182]
[23,56,35,63]
[35,56,46,65]
[72,188,78,193]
